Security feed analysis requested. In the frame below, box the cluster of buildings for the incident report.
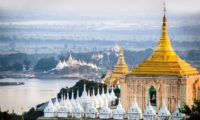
[40,7,200,120]
[103,9,200,119]
[55,54,99,70]
[43,83,185,120]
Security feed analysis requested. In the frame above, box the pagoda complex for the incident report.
[103,48,129,85]
[120,9,200,112]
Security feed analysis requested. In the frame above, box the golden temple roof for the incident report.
[103,48,129,85]
[131,14,199,76]
[113,48,129,74]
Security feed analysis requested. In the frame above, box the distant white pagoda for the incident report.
[55,54,99,70]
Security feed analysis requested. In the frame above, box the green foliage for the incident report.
[34,57,57,72]
[57,79,120,99]
[24,107,43,120]
[183,99,200,120]
[0,111,21,120]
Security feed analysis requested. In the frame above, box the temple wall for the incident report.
[120,75,200,112]
[184,74,200,107]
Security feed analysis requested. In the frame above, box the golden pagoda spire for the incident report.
[131,3,199,76]
[113,48,129,74]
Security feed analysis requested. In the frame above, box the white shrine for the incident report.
[99,98,113,119]
[57,94,69,117]
[127,97,143,120]
[44,99,57,117]
[143,101,157,120]
[113,99,126,119]
[158,98,171,120]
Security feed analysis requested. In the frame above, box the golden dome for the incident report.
[131,14,199,76]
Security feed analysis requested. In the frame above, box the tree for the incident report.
[183,99,200,120]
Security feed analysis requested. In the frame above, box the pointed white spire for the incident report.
[105,86,112,102]
[99,97,112,119]
[91,87,100,109]
[158,98,171,120]
[54,96,61,110]
[127,96,142,120]
[44,98,57,117]
[71,90,76,108]
[101,86,106,99]
[96,86,104,107]
[143,99,156,120]
[110,86,117,102]
[113,98,125,119]
[85,93,98,119]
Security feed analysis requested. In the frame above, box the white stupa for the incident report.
[72,99,84,119]
[127,97,143,120]
[85,98,99,118]
[57,94,69,117]
[80,83,91,111]
[65,92,73,116]
[96,87,104,107]
[110,86,117,105]
[70,90,76,108]
[143,101,157,120]
[158,98,171,120]
[91,87,100,109]
[54,97,61,111]
[44,99,57,117]
[55,60,64,70]
[99,98,113,119]
[113,98,126,120]
[101,87,106,99]
[172,101,185,120]
[76,90,80,103]
[105,86,112,103]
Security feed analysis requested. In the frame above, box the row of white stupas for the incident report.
[55,54,99,70]
[44,84,185,120]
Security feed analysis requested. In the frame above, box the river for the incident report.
[0,78,78,115]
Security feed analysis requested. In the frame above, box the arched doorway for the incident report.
[149,86,157,106]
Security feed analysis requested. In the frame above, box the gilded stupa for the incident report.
[103,48,129,85]
[131,13,199,76]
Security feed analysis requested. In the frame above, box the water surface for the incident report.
[0,78,78,114]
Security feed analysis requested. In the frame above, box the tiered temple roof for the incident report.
[131,14,199,76]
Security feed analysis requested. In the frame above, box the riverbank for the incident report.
[0,82,24,86]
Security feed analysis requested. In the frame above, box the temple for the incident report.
[39,4,200,120]
[120,5,200,113]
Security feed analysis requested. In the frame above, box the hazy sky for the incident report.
[0,0,200,15]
